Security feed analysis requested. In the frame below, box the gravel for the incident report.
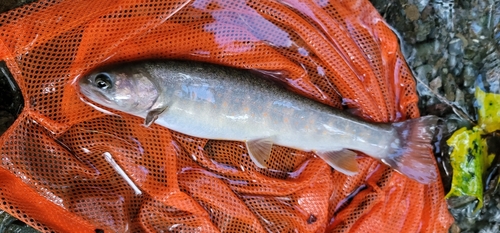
[371,0,500,232]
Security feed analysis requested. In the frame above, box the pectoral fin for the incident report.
[316,149,359,176]
[144,91,170,127]
[144,106,167,127]
[246,137,275,168]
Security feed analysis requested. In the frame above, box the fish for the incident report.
[78,60,439,184]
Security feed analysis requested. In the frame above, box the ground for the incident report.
[372,0,500,232]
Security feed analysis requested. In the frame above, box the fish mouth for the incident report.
[80,85,114,107]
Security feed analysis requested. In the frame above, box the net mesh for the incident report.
[0,0,453,232]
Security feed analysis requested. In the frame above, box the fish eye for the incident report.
[94,73,113,90]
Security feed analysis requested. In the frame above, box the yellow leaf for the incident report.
[476,87,500,133]
[445,127,488,211]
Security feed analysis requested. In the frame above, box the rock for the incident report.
[413,0,430,12]
[370,0,500,231]
[450,223,461,233]
[478,224,500,233]
[495,24,500,45]
[0,0,37,13]
[453,60,464,77]
[416,82,432,96]
[426,96,440,106]
[425,103,453,116]
[448,38,464,56]
[455,88,465,106]
[448,54,457,68]
[464,44,478,60]
[415,20,434,41]
[404,4,420,21]
[0,111,14,131]
[470,21,484,38]
[429,76,442,93]
[415,42,434,60]
[455,33,469,48]
[415,64,433,83]
[434,56,448,76]
[462,65,476,87]
[420,5,433,20]
[415,64,433,96]
[444,73,457,101]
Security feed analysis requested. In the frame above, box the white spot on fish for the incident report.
[226,114,249,120]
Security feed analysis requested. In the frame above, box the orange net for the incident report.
[0,0,453,232]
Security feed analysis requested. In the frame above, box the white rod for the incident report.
[103,152,142,195]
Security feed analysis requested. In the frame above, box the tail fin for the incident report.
[381,115,440,184]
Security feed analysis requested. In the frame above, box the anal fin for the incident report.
[316,149,359,176]
[246,137,275,168]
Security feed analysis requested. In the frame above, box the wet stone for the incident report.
[415,64,434,97]
[483,51,500,72]
[452,61,464,77]
[470,21,484,38]
[413,0,430,12]
[0,111,14,128]
[420,5,433,20]
[415,64,433,83]
[448,54,457,68]
[457,0,472,9]
[462,65,476,87]
[0,62,23,136]
[455,88,465,106]
[464,45,478,60]
[434,56,448,76]
[374,0,500,231]
[415,42,435,61]
[415,20,434,42]
[450,223,461,233]
[0,0,37,13]
[455,33,469,48]
[494,24,500,45]
[404,4,420,21]
[429,77,442,93]
[448,38,464,56]
[444,74,457,101]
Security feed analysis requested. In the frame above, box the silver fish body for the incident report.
[79,60,438,183]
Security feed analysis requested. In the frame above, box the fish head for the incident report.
[79,66,160,115]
